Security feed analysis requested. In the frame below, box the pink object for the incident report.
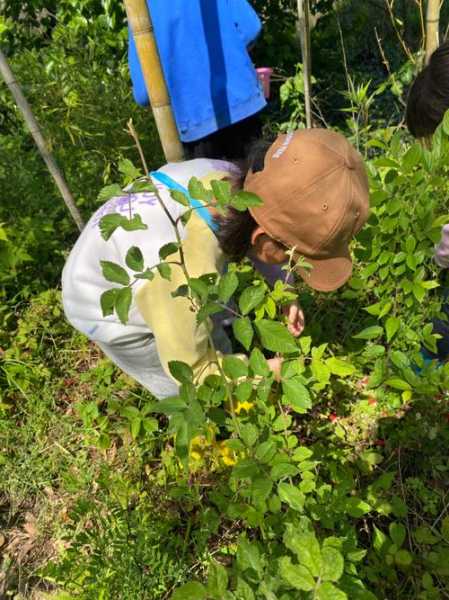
[256,67,273,99]
[435,224,449,268]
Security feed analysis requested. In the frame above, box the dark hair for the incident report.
[406,41,449,138]
[215,137,274,260]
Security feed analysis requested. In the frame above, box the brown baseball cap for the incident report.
[244,128,369,292]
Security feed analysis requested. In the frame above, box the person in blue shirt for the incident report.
[128,0,267,160]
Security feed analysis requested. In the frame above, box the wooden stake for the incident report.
[425,0,441,64]
[0,49,84,232]
[297,0,312,128]
[125,0,184,163]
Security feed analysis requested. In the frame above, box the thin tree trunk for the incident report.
[297,0,312,128]
[125,0,184,162]
[425,0,441,64]
[0,49,84,231]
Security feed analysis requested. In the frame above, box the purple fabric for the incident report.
[249,254,293,287]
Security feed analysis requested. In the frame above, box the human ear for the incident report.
[250,226,266,248]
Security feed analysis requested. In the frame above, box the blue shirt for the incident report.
[128,0,266,142]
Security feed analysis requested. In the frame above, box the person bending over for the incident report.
[407,41,449,362]
[62,129,369,398]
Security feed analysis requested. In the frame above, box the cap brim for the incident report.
[295,249,353,292]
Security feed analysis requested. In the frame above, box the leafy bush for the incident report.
[67,116,449,599]
[0,17,162,343]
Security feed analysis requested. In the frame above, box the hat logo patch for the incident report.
[272,132,294,159]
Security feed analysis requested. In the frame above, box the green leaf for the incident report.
[97,184,123,204]
[118,158,141,181]
[174,419,190,463]
[405,237,416,254]
[346,497,371,518]
[222,356,248,380]
[130,417,141,439]
[100,260,130,286]
[255,440,277,463]
[385,377,411,391]
[159,242,179,260]
[316,582,347,600]
[271,462,299,480]
[255,320,297,354]
[236,578,255,600]
[373,525,388,554]
[99,213,126,240]
[168,361,193,384]
[170,189,190,206]
[211,179,232,207]
[390,350,410,370]
[292,447,313,462]
[249,348,270,376]
[414,526,439,545]
[282,376,312,413]
[395,549,413,568]
[240,423,258,447]
[278,482,305,511]
[232,318,254,351]
[353,326,384,340]
[218,271,239,302]
[207,561,228,598]
[129,180,156,194]
[321,546,344,582]
[153,398,187,415]
[236,538,262,576]
[157,263,172,280]
[239,285,266,315]
[279,556,315,591]
[412,283,426,302]
[100,289,118,317]
[385,317,401,342]
[311,359,331,385]
[188,279,209,303]
[389,522,406,548]
[402,144,422,170]
[188,177,213,202]
[284,526,321,577]
[125,246,144,272]
[327,357,356,377]
[231,191,264,211]
[171,582,207,600]
[115,286,132,324]
[121,214,148,232]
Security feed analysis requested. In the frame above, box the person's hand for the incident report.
[435,224,449,268]
[267,357,283,381]
[282,301,305,337]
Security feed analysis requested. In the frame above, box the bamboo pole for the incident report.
[297,0,312,128]
[425,0,441,64]
[0,49,84,231]
[124,0,184,162]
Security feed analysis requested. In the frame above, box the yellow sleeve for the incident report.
[135,214,227,383]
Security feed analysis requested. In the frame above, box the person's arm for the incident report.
[135,215,243,383]
[230,0,262,47]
